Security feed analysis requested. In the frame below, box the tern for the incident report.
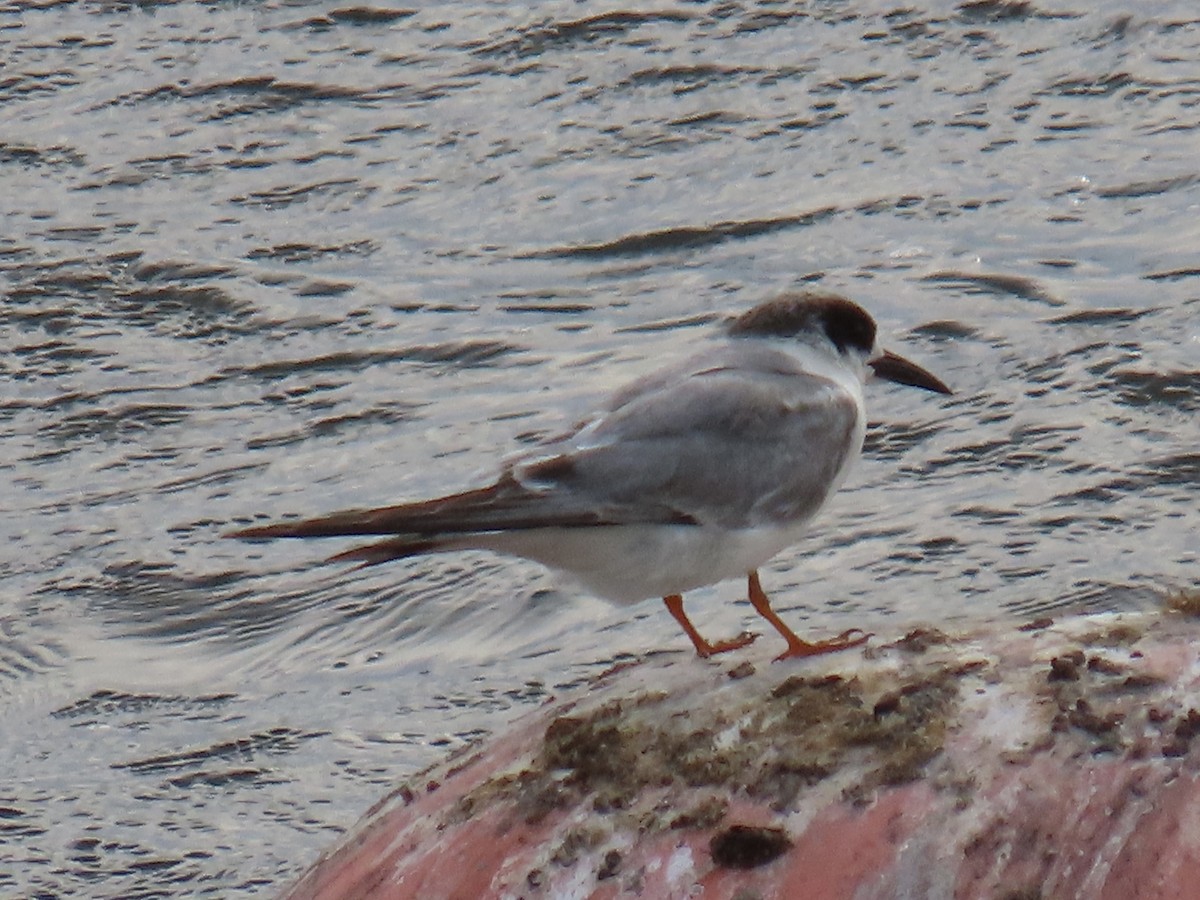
[230,292,951,660]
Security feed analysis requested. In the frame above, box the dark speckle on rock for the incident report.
[1065,699,1122,737]
[1018,617,1055,632]
[710,824,792,869]
[726,660,756,680]
[1048,652,1084,682]
[1174,708,1200,741]
[893,628,951,653]
[1085,655,1125,676]
[1165,588,1200,617]
[596,849,622,881]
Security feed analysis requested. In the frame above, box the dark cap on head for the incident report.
[730,291,952,394]
[728,292,877,356]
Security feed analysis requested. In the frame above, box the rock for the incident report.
[282,611,1200,899]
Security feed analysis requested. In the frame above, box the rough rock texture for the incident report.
[283,610,1200,899]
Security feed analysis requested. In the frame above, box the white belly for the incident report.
[469,523,806,604]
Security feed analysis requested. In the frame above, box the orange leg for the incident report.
[663,594,757,658]
[747,571,870,662]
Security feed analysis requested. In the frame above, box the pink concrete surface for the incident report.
[282,610,1200,899]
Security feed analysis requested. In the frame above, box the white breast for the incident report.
[470,522,813,604]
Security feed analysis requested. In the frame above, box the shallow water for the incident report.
[2,1,1199,895]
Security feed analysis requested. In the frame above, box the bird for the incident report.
[229,291,951,660]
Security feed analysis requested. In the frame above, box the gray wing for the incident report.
[230,345,860,543]
[515,347,861,528]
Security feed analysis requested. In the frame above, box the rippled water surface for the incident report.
[3,1,1199,895]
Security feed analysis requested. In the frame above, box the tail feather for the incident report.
[225,472,651,544]
[326,537,446,567]
[226,467,695,556]
[226,485,507,540]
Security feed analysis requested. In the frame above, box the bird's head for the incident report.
[728,292,952,395]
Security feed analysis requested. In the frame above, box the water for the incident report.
[2,0,1198,895]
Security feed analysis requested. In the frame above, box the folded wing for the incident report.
[228,346,859,564]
